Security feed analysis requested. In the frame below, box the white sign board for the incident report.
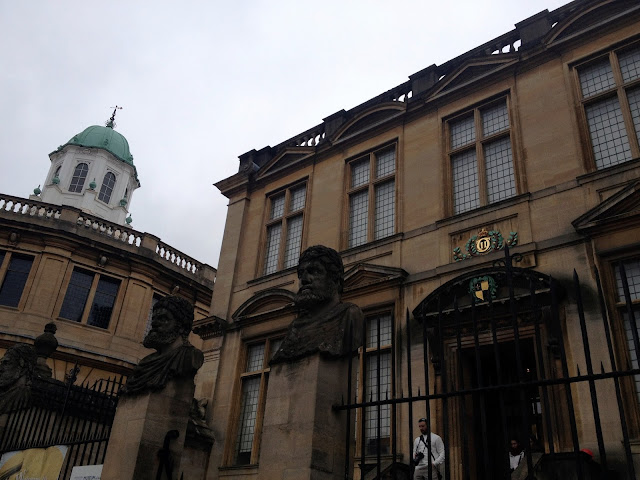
[70,464,103,480]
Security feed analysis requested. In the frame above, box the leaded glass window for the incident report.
[577,44,640,169]
[262,183,307,275]
[69,163,89,193]
[358,313,394,456]
[614,259,640,404]
[0,253,34,308]
[87,276,121,328]
[143,293,163,338]
[59,267,120,329]
[234,337,282,465]
[98,172,116,204]
[347,145,397,248]
[448,99,516,215]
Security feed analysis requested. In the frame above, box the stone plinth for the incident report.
[101,377,194,480]
[258,354,355,480]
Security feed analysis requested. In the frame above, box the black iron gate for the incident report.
[337,247,640,479]
[0,373,123,479]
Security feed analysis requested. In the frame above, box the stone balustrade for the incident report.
[0,194,62,220]
[0,193,215,283]
[156,241,202,275]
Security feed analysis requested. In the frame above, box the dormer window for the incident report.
[98,172,116,204]
[69,163,89,193]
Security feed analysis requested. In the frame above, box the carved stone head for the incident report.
[294,245,344,311]
[0,344,37,389]
[143,295,194,352]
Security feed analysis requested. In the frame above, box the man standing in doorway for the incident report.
[413,417,445,480]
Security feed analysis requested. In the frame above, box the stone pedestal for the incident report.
[258,354,355,480]
[101,377,194,480]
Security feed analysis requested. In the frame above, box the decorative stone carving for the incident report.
[0,344,37,413]
[122,295,204,396]
[271,245,363,364]
[34,322,58,379]
[187,398,215,446]
[0,324,58,413]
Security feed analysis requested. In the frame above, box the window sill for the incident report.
[56,316,114,334]
[577,157,640,186]
[437,193,530,228]
[218,464,258,473]
[341,233,403,258]
[247,265,297,287]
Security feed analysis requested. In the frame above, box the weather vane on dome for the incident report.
[105,105,123,129]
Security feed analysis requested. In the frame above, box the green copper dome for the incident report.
[58,125,135,166]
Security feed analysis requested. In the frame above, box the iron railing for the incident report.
[336,246,639,479]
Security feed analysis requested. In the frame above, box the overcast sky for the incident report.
[0,0,571,268]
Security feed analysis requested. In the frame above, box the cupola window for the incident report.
[68,163,89,193]
[98,172,116,204]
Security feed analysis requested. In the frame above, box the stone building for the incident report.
[0,115,215,388]
[203,0,640,478]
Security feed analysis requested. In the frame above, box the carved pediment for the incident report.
[573,181,640,234]
[256,147,314,180]
[430,56,517,98]
[333,103,405,142]
[546,0,639,45]
[343,263,408,292]
[231,288,295,322]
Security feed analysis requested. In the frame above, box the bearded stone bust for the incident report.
[0,344,38,413]
[271,245,363,364]
[122,295,204,396]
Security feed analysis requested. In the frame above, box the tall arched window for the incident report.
[68,163,89,192]
[98,172,116,204]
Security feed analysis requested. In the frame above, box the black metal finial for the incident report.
[105,105,123,129]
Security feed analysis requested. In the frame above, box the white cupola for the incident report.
[31,109,140,226]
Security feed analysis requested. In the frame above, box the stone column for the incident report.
[101,377,194,480]
[258,354,355,480]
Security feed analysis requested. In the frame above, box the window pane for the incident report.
[365,352,391,452]
[375,148,395,178]
[144,294,162,338]
[263,224,282,275]
[69,163,88,193]
[619,47,640,83]
[0,255,34,307]
[482,102,509,137]
[622,308,640,405]
[289,185,306,212]
[450,115,475,149]
[452,149,480,214]
[627,86,640,143]
[579,59,615,98]
[374,180,395,240]
[246,343,265,372]
[585,96,632,169]
[87,276,120,329]
[351,158,370,188]
[59,269,94,322]
[616,259,640,302]
[98,172,116,204]
[270,194,285,220]
[349,190,368,248]
[235,377,261,464]
[367,315,392,348]
[283,215,303,269]
[485,137,516,204]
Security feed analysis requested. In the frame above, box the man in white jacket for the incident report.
[413,417,445,480]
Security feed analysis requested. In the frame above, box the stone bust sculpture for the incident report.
[271,245,363,364]
[122,295,204,395]
[0,343,38,412]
